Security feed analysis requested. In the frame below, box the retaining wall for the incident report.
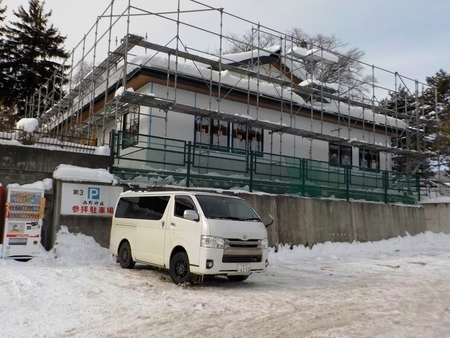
[422,203,450,234]
[54,190,427,249]
[146,187,427,247]
[0,144,438,250]
[235,193,426,246]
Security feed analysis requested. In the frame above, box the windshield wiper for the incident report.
[207,216,261,221]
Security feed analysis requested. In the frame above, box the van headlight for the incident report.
[260,238,268,249]
[201,236,224,249]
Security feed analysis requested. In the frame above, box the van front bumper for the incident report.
[192,247,268,276]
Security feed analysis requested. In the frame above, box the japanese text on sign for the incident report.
[61,183,123,217]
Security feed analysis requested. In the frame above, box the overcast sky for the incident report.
[3,0,449,90]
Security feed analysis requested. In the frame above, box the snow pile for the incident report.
[16,118,39,133]
[3,226,450,268]
[114,86,134,97]
[0,226,113,266]
[6,179,53,191]
[94,145,110,155]
[271,231,450,264]
[53,164,115,183]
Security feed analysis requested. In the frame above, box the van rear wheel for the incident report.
[169,252,191,284]
[118,241,135,269]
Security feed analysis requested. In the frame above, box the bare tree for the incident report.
[220,27,375,98]
[72,60,105,98]
[287,28,375,97]
[222,30,280,54]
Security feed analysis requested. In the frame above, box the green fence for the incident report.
[111,131,420,205]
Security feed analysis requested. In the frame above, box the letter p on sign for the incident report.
[88,187,100,200]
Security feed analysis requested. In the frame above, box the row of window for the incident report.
[195,117,263,153]
[121,114,380,169]
[115,195,195,220]
[329,144,379,169]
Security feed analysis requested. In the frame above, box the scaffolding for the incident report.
[26,0,437,174]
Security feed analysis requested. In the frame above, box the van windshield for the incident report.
[196,195,261,221]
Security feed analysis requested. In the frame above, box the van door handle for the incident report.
[171,222,176,226]
[161,221,165,228]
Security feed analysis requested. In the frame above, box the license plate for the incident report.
[237,264,251,273]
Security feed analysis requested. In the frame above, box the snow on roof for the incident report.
[305,48,339,64]
[289,46,339,64]
[289,46,310,58]
[297,79,407,129]
[128,53,307,106]
[220,45,281,64]
[76,51,405,133]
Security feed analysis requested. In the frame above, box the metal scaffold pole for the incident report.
[25,0,436,174]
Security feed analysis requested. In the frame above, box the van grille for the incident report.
[222,255,262,263]
[222,238,263,263]
[226,238,259,248]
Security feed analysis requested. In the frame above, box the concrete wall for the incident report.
[237,194,426,246]
[0,144,110,184]
[50,188,427,249]
[59,215,112,248]
[144,187,427,247]
[422,203,450,234]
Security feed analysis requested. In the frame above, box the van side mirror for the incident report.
[183,209,199,221]
[264,214,274,228]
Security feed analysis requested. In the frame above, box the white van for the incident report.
[109,191,272,284]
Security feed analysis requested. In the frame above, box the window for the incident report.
[115,196,170,220]
[329,144,352,166]
[359,149,379,170]
[196,117,229,148]
[174,195,197,219]
[122,110,139,149]
[196,195,260,221]
[232,124,263,153]
[195,117,263,153]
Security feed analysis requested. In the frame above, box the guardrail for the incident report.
[112,131,420,204]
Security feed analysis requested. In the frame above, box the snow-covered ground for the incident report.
[1,121,450,336]
[1,227,450,338]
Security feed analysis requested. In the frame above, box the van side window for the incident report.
[174,196,196,218]
[115,196,170,220]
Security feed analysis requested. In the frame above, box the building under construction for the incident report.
[25,0,438,204]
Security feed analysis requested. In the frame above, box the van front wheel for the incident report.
[169,252,191,284]
[118,241,135,269]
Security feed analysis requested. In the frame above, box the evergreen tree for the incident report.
[0,0,69,124]
[380,86,433,176]
[380,70,450,177]
[0,0,7,99]
[422,69,450,172]
[0,0,16,130]
[0,0,6,51]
